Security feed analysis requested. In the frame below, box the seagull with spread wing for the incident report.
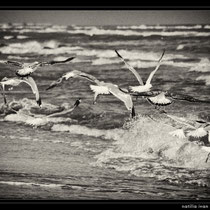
[0,57,75,77]
[46,70,135,118]
[115,49,173,108]
[0,76,41,106]
[115,49,165,93]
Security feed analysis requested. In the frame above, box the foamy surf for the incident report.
[0,181,63,188]
[67,27,210,37]
[196,75,210,85]
[93,116,210,170]
[51,124,124,141]
[1,98,77,127]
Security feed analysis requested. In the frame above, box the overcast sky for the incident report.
[0,10,210,25]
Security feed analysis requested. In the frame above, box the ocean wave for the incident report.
[0,180,63,188]
[94,115,210,171]
[0,39,191,68]
[3,35,29,40]
[117,25,203,30]
[196,75,210,85]
[204,25,210,29]
[10,25,68,34]
[0,40,82,55]
[189,58,210,72]
[89,50,193,68]
[51,124,124,140]
[4,113,74,127]
[67,27,210,37]
[16,35,29,39]
[3,35,14,40]
[1,98,79,127]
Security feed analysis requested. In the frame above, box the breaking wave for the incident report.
[67,27,210,37]
[189,58,210,72]
[196,75,210,85]
[116,24,203,30]
[91,115,210,186]
[1,98,77,127]
[0,40,82,55]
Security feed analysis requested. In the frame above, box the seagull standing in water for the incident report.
[0,76,41,106]
[0,57,75,77]
[46,70,135,118]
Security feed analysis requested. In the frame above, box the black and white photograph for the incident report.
[0,7,210,205]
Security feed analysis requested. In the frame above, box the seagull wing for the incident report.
[0,60,23,67]
[22,76,41,106]
[108,85,133,111]
[33,57,75,68]
[166,114,195,129]
[47,99,81,118]
[145,49,165,85]
[147,92,172,106]
[115,50,144,85]
[169,92,210,104]
[46,76,65,90]
[78,72,101,84]
[187,128,208,138]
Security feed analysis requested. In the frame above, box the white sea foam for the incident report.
[117,25,203,30]
[196,75,210,85]
[3,35,14,40]
[204,25,210,29]
[94,115,210,170]
[176,44,185,50]
[0,40,82,55]
[189,58,210,72]
[67,27,210,37]
[0,181,62,188]
[51,124,124,141]
[16,35,28,39]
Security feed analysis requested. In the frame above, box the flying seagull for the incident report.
[0,57,75,77]
[133,90,210,107]
[46,70,135,118]
[115,49,165,93]
[0,76,41,106]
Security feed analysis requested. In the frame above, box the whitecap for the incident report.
[189,58,210,72]
[196,75,210,85]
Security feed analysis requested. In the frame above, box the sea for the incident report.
[0,23,210,201]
